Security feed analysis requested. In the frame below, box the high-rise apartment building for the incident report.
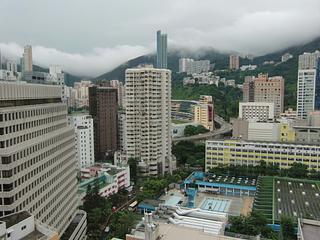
[0,81,86,238]
[193,95,215,131]
[109,80,125,108]
[242,76,255,102]
[296,51,320,119]
[73,80,93,108]
[89,85,118,160]
[156,30,168,69]
[242,74,284,117]
[21,45,33,73]
[125,66,174,176]
[229,55,239,70]
[68,114,95,168]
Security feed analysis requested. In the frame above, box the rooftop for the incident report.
[0,211,31,228]
[298,219,320,240]
[185,172,257,191]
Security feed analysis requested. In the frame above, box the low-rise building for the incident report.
[293,126,320,144]
[280,108,297,119]
[179,58,210,74]
[239,102,274,121]
[240,65,257,71]
[205,140,320,172]
[78,163,130,200]
[297,218,320,240]
[0,211,59,240]
[281,53,293,62]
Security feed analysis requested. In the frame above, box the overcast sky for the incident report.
[0,0,319,76]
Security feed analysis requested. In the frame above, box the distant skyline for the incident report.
[0,0,319,76]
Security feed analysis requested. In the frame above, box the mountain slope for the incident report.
[252,37,320,65]
[95,37,320,82]
[94,49,230,81]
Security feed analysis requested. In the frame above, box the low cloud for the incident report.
[0,43,150,77]
[0,0,319,76]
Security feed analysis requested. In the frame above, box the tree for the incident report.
[228,211,277,239]
[107,211,136,240]
[288,162,308,178]
[280,215,295,240]
[172,141,205,167]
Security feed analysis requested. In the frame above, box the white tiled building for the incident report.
[239,102,275,121]
[68,114,95,168]
[296,51,320,119]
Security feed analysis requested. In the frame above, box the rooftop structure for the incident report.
[0,211,59,240]
[78,163,130,199]
[253,177,320,224]
[298,218,320,240]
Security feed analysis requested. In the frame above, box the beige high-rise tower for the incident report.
[125,65,174,177]
[22,45,33,73]
[193,95,215,131]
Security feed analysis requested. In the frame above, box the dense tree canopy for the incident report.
[184,125,209,136]
[172,141,205,167]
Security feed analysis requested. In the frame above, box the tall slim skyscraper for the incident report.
[125,66,174,177]
[89,85,118,160]
[156,30,168,69]
[296,51,320,119]
[22,45,33,73]
[0,81,86,238]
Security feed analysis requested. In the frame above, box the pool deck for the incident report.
[159,189,253,216]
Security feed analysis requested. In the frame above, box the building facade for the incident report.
[21,46,33,73]
[229,55,239,70]
[89,85,118,160]
[73,81,93,108]
[178,58,210,74]
[79,163,130,199]
[0,82,83,237]
[156,30,168,69]
[239,102,274,121]
[125,66,174,176]
[68,114,95,168]
[205,140,320,172]
[296,51,320,119]
[193,95,215,131]
[242,74,284,117]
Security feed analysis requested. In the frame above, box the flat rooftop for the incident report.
[0,211,31,228]
[158,223,222,240]
[184,172,257,191]
[299,219,320,240]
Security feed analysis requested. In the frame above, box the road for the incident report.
[172,115,232,142]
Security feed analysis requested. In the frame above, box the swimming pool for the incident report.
[164,195,182,207]
[200,198,230,212]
